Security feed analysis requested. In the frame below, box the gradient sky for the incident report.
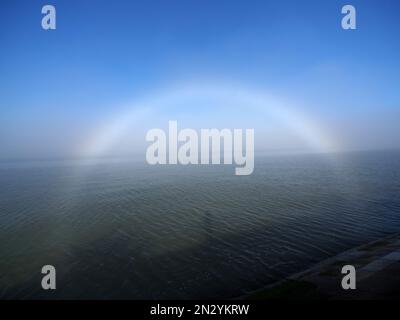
[1,0,399,160]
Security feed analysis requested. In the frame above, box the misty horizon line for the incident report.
[1,147,399,165]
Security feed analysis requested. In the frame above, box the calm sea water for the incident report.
[0,150,399,299]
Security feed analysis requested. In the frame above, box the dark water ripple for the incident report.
[0,150,400,299]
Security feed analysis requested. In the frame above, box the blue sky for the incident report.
[1,0,400,159]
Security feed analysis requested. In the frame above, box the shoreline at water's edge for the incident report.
[238,232,400,300]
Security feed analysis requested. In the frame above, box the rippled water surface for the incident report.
[1,151,400,299]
